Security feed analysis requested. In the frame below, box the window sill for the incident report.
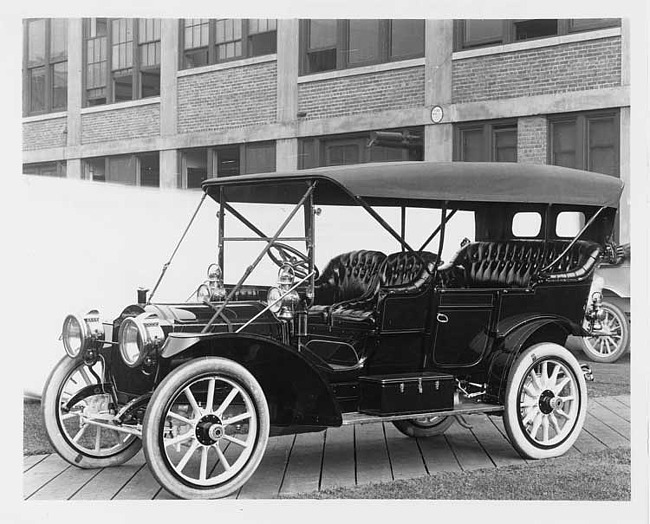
[177,54,277,78]
[297,57,425,84]
[453,27,622,60]
[80,97,161,114]
[22,111,67,123]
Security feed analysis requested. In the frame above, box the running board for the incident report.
[342,402,503,426]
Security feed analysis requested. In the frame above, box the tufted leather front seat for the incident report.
[308,250,387,323]
[438,240,602,289]
[329,250,439,329]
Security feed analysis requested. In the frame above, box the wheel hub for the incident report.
[195,414,224,446]
[538,389,557,415]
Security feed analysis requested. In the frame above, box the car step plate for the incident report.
[342,402,503,426]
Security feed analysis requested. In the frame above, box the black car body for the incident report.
[43,161,624,499]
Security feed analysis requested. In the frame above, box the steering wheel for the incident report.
[267,242,320,280]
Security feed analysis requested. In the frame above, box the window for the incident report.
[556,211,585,238]
[83,18,161,106]
[512,212,542,238]
[455,18,621,50]
[454,120,517,162]
[180,19,277,69]
[300,19,425,75]
[298,128,423,169]
[180,142,276,188]
[82,153,160,186]
[549,110,620,176]
[23,161,67,177]
[23,19,68,115]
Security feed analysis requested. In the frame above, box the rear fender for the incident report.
[486,315,575,403]
[159,332,341,428]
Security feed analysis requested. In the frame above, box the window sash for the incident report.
[83,18,161,106]
[454,121,518,162]
[180,19,277,69]
[300,19,424,75]
[24,19,68,115]
[455,18,621,51]
[548,111,620,176]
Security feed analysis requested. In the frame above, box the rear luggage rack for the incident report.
[342,401,503,426]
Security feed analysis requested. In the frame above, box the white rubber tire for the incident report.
[580,301,630,363]
[142,357,270,499]
[41,355,142,468]
[503,343,587,460]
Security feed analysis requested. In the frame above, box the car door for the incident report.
[429,289,498,368]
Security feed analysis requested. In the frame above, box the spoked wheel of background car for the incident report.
[392,415,455,438]
[579,301,630,363]
[142,357,270,500]
[41,355,142,468]
[503,343,587,460]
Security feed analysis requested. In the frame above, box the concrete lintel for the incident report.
[450,86,630,122]
[23,147,68,164]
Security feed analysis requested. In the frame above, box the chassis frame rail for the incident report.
[342,402,504,426]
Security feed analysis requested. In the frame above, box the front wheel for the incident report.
[142,357,270,499]
[41,355,142,468]
[503,343,587,460]
[392,415,455,438]
[580,301,630,363]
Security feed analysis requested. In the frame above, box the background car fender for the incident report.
[159,332,342,428]
[486,315,578,403]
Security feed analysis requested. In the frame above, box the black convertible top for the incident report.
[202,161,623,209]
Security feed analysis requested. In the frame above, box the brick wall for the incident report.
[23,117,67,151]
[453,37,621,103]
[518,116,548,164]
[177,62,277,134]
[81,103,160,144]
[298,66,425,120]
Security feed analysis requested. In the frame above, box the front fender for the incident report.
[486,315,575,403]
[159,332,341,428]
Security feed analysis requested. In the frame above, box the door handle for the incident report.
[437,313,449,323]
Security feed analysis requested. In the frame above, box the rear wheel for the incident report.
[392,415,455,438]
[41,355,142,468]
[580,301,630,363]
[142,357,270,499]
[503,343,587,460]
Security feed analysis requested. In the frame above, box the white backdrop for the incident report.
[14,175,476,397]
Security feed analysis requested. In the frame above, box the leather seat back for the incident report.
[379,251,439,292]
[443,240,601,288]
[313,250,387,305]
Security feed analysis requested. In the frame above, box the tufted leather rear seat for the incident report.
[324,250,439,329]
[438,240,602,289]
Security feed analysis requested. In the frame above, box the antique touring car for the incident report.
[43,161,624,499]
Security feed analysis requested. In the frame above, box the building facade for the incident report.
[22,18,630,240]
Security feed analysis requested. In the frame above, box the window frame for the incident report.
[298,128,423,169]
[23,160,67,177]
[179,142,277,189]
[547,109,620,177]
[299,19,425,76]
[454,18,621,51]
[453,119,518,162]
[23,18,68,116]
[82,18,161,107]
[179,19,277,70]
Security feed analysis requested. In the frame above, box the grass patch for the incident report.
[284,448,631,500]
[23,399,53,456]
[576,351,630,398]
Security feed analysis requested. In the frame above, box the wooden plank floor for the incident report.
[24,394,631,500]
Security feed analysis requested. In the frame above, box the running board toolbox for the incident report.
[358,372,454,416]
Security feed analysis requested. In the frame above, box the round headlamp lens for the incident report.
[120,318,143,366]
[62,315,84,358]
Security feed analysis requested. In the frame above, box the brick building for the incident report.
[22,18,630,240]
